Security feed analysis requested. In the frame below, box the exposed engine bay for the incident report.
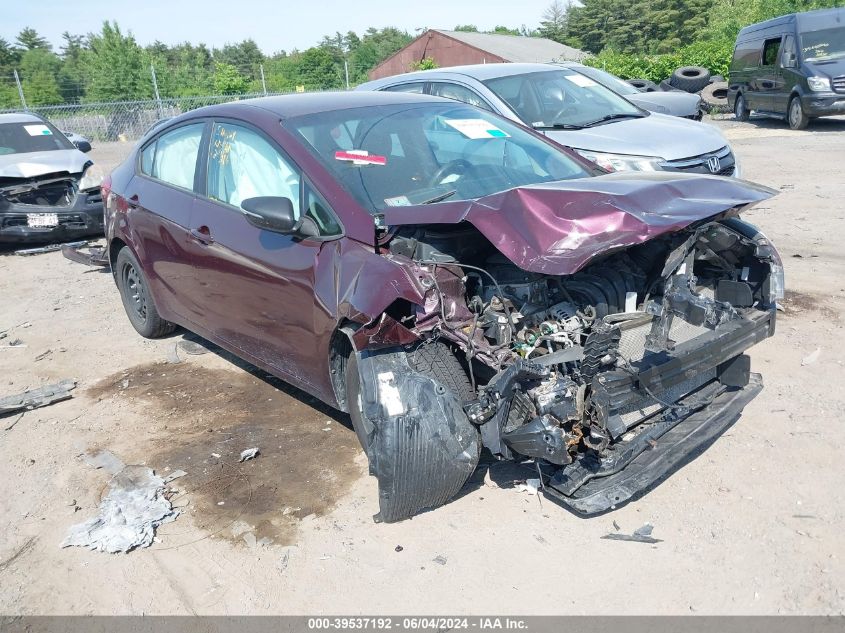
[355,214,782,521]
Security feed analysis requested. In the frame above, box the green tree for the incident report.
[58,32,88,103]
[538,0,571,43]
[20,48,62,105]
[410,57,438,71]
[454,25,479,32]
[85,21,151,101]
[213,39,264,82]
[15,27,50,51]
[347,27,412,84]
[213,61,248,94]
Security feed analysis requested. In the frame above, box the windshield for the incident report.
[286,103,591,214]
[483,69,645,129]
[570,65,640,96]
[0,121,74,155]
[800,27,845,62]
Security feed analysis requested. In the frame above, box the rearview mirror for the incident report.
[241,196,298,233]
[73,139,92,153]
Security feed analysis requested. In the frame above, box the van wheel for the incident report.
[734,93,750,122]
[788,96,809,130]
[115,247,176,338]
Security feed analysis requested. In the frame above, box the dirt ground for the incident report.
[1,115,844,615]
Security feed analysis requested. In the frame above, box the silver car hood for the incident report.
[542,112,727,161]
[627,91,702,118]
[0,149,89,179]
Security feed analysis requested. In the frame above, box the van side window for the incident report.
[781,34,796,67]
[762,38,781,66]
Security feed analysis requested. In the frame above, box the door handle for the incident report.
[190,226,214,245]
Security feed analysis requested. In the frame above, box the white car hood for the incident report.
[0,149,89,179]
[541,112,728,161]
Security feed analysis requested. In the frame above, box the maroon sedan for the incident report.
[104,92,783,521]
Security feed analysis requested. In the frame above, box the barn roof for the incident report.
[434,30,586,63]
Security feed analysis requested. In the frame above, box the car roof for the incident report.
[186,91,454,120]
[363,62,565,86]
[0,112,44,124]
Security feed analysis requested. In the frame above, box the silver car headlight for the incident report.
[78,164,105,192]
[573,149,663,172]
[807,76,831,92]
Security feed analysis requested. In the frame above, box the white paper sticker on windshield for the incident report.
[565,74,597,88]
[384,195,412,207]
[444,119,510,139]
[24,124,52,136]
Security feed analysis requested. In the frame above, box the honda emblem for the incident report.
[707,155,721,173]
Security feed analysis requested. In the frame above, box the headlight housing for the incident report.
[78,164,105,192]
[573,149,664,172]
[807,76,831,92]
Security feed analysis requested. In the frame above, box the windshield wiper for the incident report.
[533,122,584,130]
[421,189,457,205]
[581,113,647,128]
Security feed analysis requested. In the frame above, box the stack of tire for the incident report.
[626,66,730,114]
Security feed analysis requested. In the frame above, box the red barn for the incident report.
[369,30,587,80]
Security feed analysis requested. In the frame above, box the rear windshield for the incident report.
[800,26,845,62]
[0,121,74,155]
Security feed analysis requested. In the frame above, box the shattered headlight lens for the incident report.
[807,76,831,92]
[573,149,663,172]
[79,164,105,192]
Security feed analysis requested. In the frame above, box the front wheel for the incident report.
[734,93,750,122]
[115,247,176,338]
[788,96,809,130]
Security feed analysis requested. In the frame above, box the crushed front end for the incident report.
[355,176,782,520]
[0,171,104,243]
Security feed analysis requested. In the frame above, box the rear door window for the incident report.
[762,37,782,66]
[429,82,493,111]
[384,82,426,94]
[141,123,204,190]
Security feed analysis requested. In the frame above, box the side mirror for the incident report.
[241,196,298,234]
[74,140,92,153]
[784,52,797,68]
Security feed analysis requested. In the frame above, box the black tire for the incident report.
[627,78,659,93]
[788,95,809,130]
[700,81,729,112]
[709,74,725,84]
[670,66,712,93]
[734,92,750,122]
[114,246,176,338]
[658,79,682,92]
[345,340,475,453]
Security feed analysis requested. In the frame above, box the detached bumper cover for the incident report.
[545,373,762,514]
[356,348,479,523]
[0,190,103,243]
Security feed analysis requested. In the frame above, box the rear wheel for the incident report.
[788,96,809,130]
[115,247,176,338]
[734,93,750,122]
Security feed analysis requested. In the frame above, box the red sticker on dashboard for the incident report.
[334,150,387,166]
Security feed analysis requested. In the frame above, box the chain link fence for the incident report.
[0,92,302,143]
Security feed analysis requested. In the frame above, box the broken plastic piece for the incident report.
[239,448,259,462]
[61,244,108,267]
[0,379,76,417]
[600,523,662,544]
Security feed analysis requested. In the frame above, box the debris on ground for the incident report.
[483,469,499,488]
[802,348,821,366]
[0,536,38,572]
[515,478,541,495]
[0,379,76,417]
[601,523,663,544]
[82,449,126,475]
[162,469,187,483]
[61,465,179,553]
[395,545,404,552]
[16,241,88,257]
[2,338,26,349]
[239,448,259,462]
[61,244,109,267]
[433,555,448,565]
[34,349,52,362]
[178,339,213,355]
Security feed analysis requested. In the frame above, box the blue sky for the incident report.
[6,0,551,54]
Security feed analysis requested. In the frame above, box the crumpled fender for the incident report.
[355,347,479,522]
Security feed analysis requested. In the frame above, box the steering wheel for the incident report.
[429,159,472,187]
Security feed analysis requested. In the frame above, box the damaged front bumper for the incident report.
[0,189,104,244]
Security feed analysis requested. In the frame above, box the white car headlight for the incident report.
[807,76,831,92]
[78,164,105,192]
[573,149,663,172]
